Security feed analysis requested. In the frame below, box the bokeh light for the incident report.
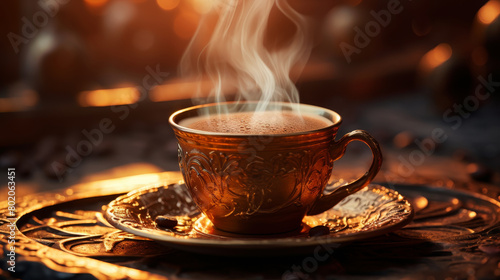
[156,0,180,11]
[419,43,453,71]
[84,0,108,8]
[477,0,500,25]
[78,87,140,107]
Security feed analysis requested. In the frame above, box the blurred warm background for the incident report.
[1,0,499,192]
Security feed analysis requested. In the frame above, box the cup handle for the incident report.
[307,130,383,215]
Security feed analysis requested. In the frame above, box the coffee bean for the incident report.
[155,215,178,228]
[309,225,330,237]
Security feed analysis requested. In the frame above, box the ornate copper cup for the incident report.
[169,102,382,234]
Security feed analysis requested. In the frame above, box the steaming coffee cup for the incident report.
[169,102,382,234]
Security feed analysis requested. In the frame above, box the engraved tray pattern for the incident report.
[2,172,500,280]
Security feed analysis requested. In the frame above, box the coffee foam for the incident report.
[180,111,332,134]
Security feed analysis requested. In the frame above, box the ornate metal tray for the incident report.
[105,182,413,255]
[2,172,500,280]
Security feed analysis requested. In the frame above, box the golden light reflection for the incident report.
[174,11,199,39]
[79,173,163,197]
[156,0,180,11]
[78,87,140,107]
[150,77,234,102]
[194,215,213,232]
[150,78,203,102]
[414,197,429,210]
[0,89,38,113]
[477,0,500,25]
[84,0,108,8]
[467,163,480,173]
[80,163,163,183]
[419,43,452,71]
[301,216,323,228]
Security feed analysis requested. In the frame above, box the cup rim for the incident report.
[169,102,342,137]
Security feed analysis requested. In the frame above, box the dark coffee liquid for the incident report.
[181,111,332,134]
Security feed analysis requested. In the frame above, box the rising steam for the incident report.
[179,0,312,113]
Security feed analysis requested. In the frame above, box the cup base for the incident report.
[208,214,305,235]
[195,215,305,237]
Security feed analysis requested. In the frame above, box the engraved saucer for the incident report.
[105,182,414,255]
